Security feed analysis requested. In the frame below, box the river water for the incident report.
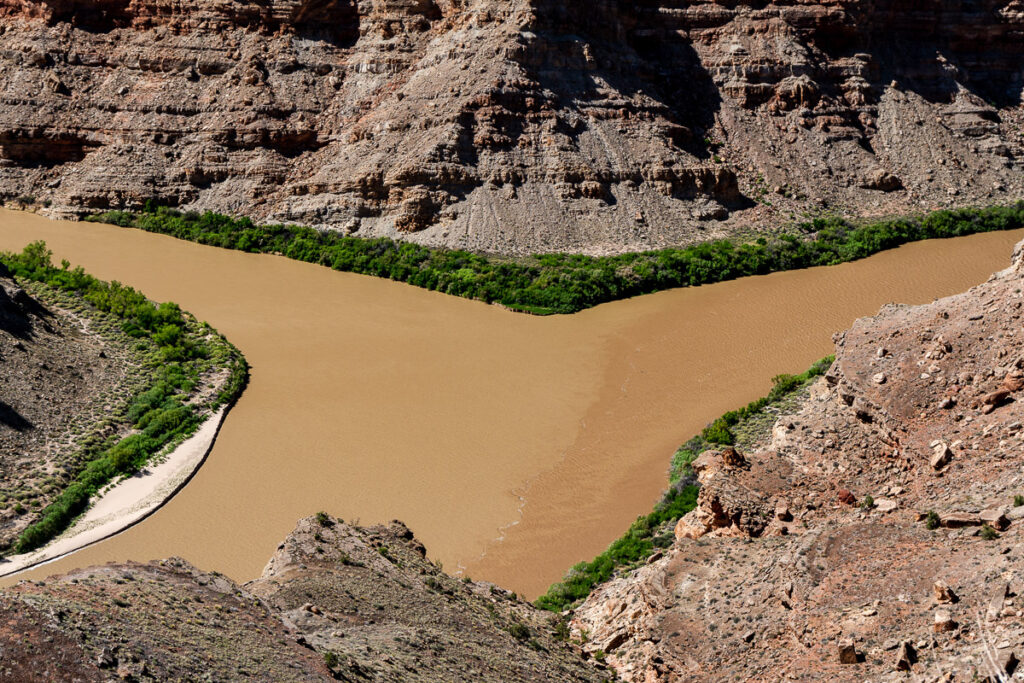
[2,208,1021,597]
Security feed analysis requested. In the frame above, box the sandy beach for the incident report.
[0,408,226,578]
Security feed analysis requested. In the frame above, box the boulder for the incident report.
[860,169,902,192]
[721,447,747,468]
[986,583,1011,621]
[894,641,916,671]
[933,609,957,633]
[998,650,1019,677]
[1006,505,1024,521]
[939,512,981,528]
[1001,372,1024,392]
[980,508,1010,531]
[930,443,952,470]
[837,638,859,664]
[933,580,958,604]
[983,389,1011,406]
[875,498,897,513]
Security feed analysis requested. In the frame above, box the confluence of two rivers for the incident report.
[3,208,1022,597]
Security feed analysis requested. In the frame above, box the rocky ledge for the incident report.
[571,240,1024,681]
[0,515,610,681]
[0,1,1022,254]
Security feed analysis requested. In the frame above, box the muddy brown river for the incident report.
[2,208,1022,597]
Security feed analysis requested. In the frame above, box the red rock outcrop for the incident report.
[0,1,1022,254]
[573,238,1024,681]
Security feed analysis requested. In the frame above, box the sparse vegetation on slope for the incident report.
[535,356,834,612]
[0,242,247,554]
[88,203,1024,314]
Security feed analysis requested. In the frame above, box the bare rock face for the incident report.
[572,238,1024,681]
[0,558,333,681]
[247,515,607,682]
[0,516,608,682]
[1,1,1023,254]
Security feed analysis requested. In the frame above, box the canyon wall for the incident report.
[0,1,1022,253]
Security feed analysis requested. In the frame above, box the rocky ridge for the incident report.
[572,240,1024,681]
[0,1,1022,254]
[0,515,609,681]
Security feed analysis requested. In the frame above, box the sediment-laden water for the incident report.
[2,208,1021,597]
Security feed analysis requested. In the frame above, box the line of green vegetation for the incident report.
[86,202,1024,314]
[1,241,247,554]
[669,355,834,482]
[534,355,834,613]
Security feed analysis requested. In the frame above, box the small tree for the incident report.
[21,241,52,271]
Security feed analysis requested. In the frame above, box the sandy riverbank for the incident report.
[0,408,226,578]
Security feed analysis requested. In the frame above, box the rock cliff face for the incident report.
[0,1,1022,254]
[572,242,1024,681]
[0,515,609,681]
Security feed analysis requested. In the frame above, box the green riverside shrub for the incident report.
[86,202,1024,314]
[1,242,247,554]
[535,355,834,612]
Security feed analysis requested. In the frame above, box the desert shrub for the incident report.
[507,623,531,641]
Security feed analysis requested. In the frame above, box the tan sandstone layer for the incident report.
[0,1,1023,253]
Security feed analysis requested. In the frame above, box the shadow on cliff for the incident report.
[38,0,361,46]
[818,0,1022,109]
[0,401,32,433]
[527,1,723,161]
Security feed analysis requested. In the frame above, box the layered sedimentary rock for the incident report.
[0,1,1021,254]
[572,242,1024,681]
[0,515,608,681]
